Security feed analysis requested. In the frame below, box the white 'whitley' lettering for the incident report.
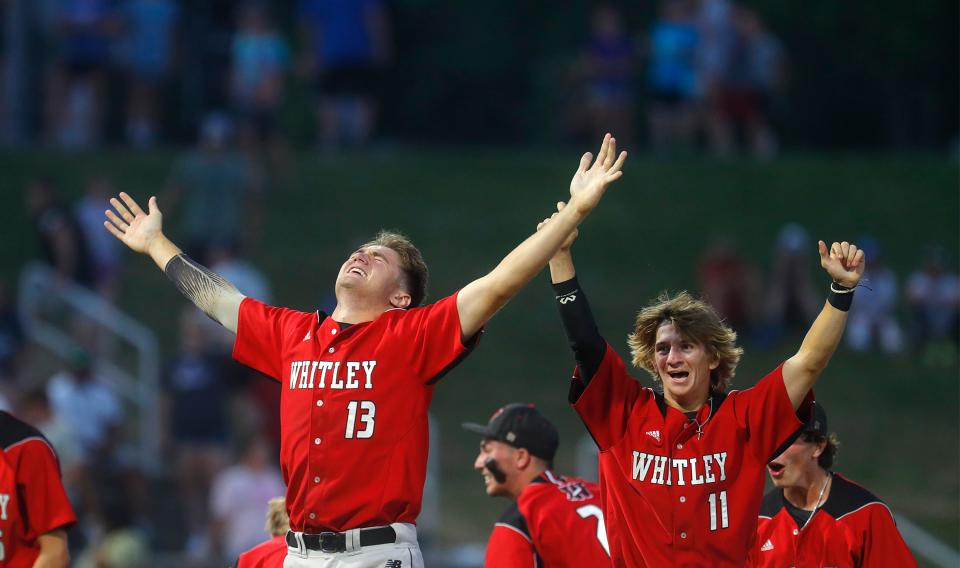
[290,360,377,390]
[632,451,729,486]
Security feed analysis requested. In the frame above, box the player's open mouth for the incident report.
[667,371,689,382]
[767,462,785,478]
[348,267,367,278]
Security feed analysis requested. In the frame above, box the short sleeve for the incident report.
[729,364,811,462]
[233,298,316,381]
[485,505,537,568]
[388,292,480,384]
[860,505,918,567]
[16,439,76,538]
[572,343,646,451]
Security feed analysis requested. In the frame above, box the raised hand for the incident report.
[818,240,865,288]
[537,201,579,252]
[568,133,628,216]
[103,192,165,255]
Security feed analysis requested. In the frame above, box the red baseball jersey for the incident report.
[572,344,811,567]
[484,471,610,568]
[235,535,287,568]
[233,293,478,532]
[749,473,917,568]
[0,412,76,567]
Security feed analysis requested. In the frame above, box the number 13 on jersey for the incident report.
[345,400,376,438]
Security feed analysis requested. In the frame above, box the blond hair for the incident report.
[265,497,289,536]
[362,230,429,307]
[627,291,743,395]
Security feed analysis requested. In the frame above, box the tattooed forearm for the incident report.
[164,254,243,324]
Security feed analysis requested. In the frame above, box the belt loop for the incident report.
[295,531,306,556]
[345,528,360,552]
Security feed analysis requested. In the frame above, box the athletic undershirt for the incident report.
[783,496,818,528]
[552,276,605,384]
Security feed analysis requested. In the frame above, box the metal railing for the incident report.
[18,262,161,473]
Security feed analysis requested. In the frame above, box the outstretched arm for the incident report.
[782,240,865,408]
[540,204,606,382]
[456,134,628,338]
[103,192,245,332]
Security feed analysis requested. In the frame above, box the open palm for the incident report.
[103,193,164,255]
[569,133,628,215]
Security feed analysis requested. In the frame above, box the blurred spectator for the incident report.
[757,223,820,344]
[0,280,25,384]
[230,2,289,157]
[573,5,637,146]
[166,113,260,264]
[45,348,123,463]
[26,178,95,288]
[74,175,122,299]
[846,237,903,353]
[116,0,179,148]
[907,247,960,364]
[709,7,784,158]
[697,236,755,332]
[209,436,285,561]
[297,0,392,148]
[75,492,148,568]
[646,0,699,152]
[163,308,232,555]
[45,0,119,148]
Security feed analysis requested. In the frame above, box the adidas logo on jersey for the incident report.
[761,539,774,552]
[303,331,311,342]
[645,430,661,443]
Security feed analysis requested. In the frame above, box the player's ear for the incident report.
[515,448,532,470]
[390,290,412,309]
[812,440,827,459]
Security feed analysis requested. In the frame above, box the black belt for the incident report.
[286,526,397,553]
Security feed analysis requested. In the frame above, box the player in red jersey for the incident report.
[104,135,627,567]
[749,402,916,567]
[235,497,290,568]
[464,403,610,567]
[538,206,865,566]
[0,411,76,567]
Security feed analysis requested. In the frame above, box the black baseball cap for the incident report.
[768,400,829,461]
[462,403,559,462]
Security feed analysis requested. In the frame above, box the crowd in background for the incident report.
[569,1,784,157]
[0,0,391,157]
[0,0,786,159]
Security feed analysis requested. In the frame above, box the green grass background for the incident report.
[1,150,957,557]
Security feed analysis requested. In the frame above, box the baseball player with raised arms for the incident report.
[103,135,627,567]
[749,401,916,567]
[538,206,865,566]
[463,403,610,567]
[0,410,76,567]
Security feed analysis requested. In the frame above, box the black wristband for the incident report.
[827,282,855,312]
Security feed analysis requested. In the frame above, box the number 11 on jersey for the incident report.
[708,490,729,531]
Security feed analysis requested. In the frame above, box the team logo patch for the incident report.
[645,430,661,443]
[385,560,402,568]
[761,539,774,552]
